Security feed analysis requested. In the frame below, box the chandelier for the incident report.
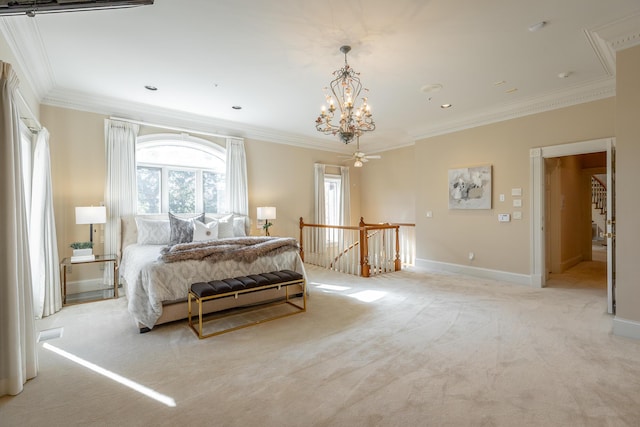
[315,45,375,144]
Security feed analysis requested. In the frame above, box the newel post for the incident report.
[359,222,370,277]
[299,217,305,262]
[394,225,401,271]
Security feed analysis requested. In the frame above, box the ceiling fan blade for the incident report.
[365,155,382,159]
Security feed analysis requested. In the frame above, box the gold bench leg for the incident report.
[188,279,306,339]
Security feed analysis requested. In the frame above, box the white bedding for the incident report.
[120,243,306,329]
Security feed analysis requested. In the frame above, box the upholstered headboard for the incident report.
[120,213,251,257]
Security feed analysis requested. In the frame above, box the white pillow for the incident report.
[233,216,247,237]
[135,217,171,245]
[217,214,235,238]
[193,220,219,242]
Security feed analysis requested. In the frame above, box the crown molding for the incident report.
[41,87,344,152]
[410,77,615,141]
[591,11,640,53]
[0,17,54,99]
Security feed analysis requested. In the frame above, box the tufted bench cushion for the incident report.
[190,270,303,299]
[188,270,306,339]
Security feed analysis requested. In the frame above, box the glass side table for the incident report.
[60,254,119,305]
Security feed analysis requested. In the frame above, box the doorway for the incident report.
[530,138,615,313]
[544,153,607,290]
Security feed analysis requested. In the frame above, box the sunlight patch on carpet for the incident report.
[43,343,176,407]
[349,290,387,302]
[314,283,351,291]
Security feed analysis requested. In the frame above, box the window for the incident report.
[136,134,226,214]
[324,174,342,226]
[19,122,33,217]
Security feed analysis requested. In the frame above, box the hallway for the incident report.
[546,244,607,290]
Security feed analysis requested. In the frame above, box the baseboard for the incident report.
[415,258,532,286]
[560,254,582,273]
[612,317,640,340]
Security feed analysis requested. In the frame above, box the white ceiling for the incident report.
[2,0,640,154]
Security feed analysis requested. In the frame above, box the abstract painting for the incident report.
[448,165,492,209]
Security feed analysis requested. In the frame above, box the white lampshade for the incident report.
[75,206,107,225]
[257,206,276,220]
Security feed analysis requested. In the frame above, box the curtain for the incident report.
[0,61,38,396]
[314,163,326,224]
[29,128,61,318]
[225,138,248,215]
[104,119,138,267]
[313,164,326,254]
[339,166,351,226]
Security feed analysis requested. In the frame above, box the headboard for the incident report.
[120,213,251,257]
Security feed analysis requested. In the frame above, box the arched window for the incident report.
[136,134,226,214]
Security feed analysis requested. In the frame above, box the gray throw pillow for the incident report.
[169,213,205,245]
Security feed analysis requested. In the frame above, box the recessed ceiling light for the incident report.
[421,83,443,93]
[232,106,242,110]
[144,85,157,91]
[505,88,518,94]
[440,103,452,109]
[528,21,547,32]
[558,72,572,79]
[494,80,506,86]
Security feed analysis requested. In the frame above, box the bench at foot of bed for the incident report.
[188,270,306,339]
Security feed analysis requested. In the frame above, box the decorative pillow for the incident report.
[135,217,171,245]
[169,212,205,245]
[233,216,247,237]
[193,220,219,242]
[217,214,235,239]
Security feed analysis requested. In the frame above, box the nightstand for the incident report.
[61,254,119,305]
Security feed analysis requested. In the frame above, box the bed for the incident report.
[119,213,307,332]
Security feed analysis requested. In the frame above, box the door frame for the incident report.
[530,137,615,312]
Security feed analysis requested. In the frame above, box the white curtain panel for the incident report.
[29,128,61,318]
[0,61,38,396]
[314,163,326,224]
[340,166,351,226]
[313,163,326,254]
[104,119,139,267]
[225,138,248,216]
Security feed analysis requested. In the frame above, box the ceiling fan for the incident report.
[339,136,381,167]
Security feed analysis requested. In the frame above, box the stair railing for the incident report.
[591,176,607,215]
[299,217,415,277]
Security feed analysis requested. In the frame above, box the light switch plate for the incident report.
[513,211,522,220]
[512,188,522,196]
[513,199,522,207]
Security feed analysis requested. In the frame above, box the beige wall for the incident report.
[615,44,640,325]
[409,98,614,274]
[360,145,415,224]
[41,105,358,261]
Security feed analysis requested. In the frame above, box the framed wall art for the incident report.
[448,165,492,209]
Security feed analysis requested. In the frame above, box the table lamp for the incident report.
[257,206,276,236]
[75,206,107,243]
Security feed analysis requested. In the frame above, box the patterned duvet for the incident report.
[120,243,306,329]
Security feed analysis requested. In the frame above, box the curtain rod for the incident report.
[110,116,236,139]
[316,162,349,169]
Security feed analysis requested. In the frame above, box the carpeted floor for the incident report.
[2,264,639,426]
